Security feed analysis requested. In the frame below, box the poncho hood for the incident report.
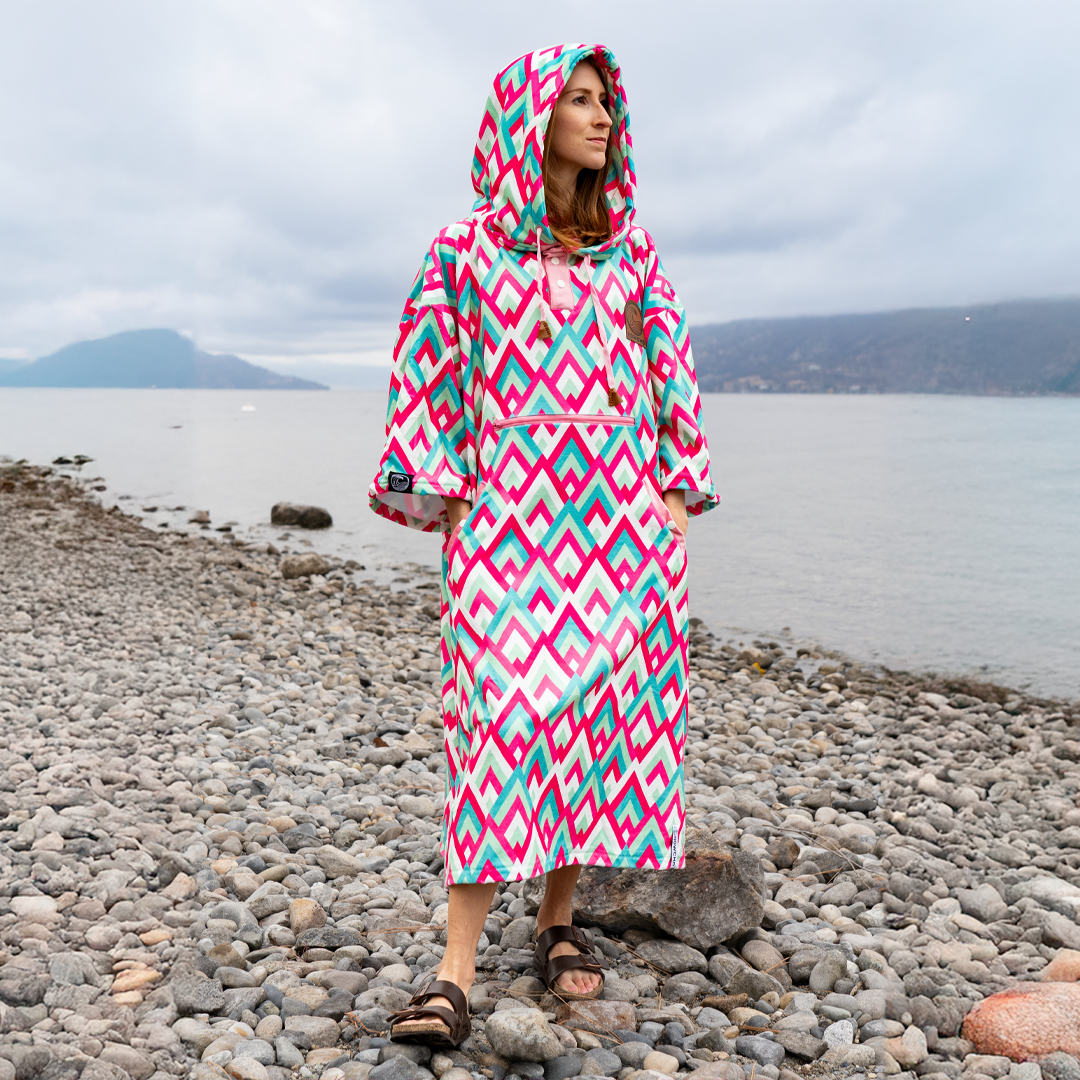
[470,44,636,258]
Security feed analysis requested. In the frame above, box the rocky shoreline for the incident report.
[2,462,1079,1080]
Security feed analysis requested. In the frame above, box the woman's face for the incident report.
[547,61,611,177]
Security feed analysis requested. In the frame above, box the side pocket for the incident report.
[665,511,682,548]
[446,519,465,558]
[444,480,487,592]
[646,478,686,552]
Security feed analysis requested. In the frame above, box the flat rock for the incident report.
[296,926,364,949]
[734,1035,785,1067]
[99,1043,155,1079]
[821,1045,877,1068]
[554,998,637,1034]
[676,1064,743,1080]
[774,1031,826,1060]
[283,1014,341,1047]
[10,895,58,919]
[315,845,366,879]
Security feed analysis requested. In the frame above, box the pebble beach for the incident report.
[2,461,1080,1080]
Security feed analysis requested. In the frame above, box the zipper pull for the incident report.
[537,320,552,341]
[608,389,621,408]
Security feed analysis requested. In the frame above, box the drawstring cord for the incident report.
[534,230,554,341]
[582,254,621,410]
[534,230,621,410]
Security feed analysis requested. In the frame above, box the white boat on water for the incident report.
[240,404,256,412]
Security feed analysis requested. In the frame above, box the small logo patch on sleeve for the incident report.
[387,472,413,494]
[624,300,646,346]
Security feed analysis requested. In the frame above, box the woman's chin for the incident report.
[575,152,607,171]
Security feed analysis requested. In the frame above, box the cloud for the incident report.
[0,0,1077,361]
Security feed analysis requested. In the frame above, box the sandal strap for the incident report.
[387,978,470,1043]
[536,924,610,991]
[411,979,468,1016]
[388,1004,457,1031]
[544,950,606,981]
[536,924,593,957]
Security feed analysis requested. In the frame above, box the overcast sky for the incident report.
[1,0,1078,366]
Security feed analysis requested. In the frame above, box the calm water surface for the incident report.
[2,389,1077,700]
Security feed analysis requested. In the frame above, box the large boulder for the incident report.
[271,503,333,529]
[962,982,1080,1059]
[522,823,762,951]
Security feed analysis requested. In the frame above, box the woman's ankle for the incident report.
[535,905,573,931]
[435,960,476,991]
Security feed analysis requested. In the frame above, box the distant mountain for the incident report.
[690,298,1080,394]
[261,360,392,390]
[0,359,27,377]
[0,329,327,389]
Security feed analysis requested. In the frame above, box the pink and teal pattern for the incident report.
[370,44,718,885]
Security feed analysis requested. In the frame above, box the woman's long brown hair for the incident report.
[542,60,614,251]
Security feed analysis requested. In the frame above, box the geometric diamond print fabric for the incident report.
[370,44,719,884]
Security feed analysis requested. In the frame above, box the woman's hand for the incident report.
[444,497,473,533]
[663,489,688,536]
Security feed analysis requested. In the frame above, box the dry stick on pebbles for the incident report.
[2,463,1080,1080]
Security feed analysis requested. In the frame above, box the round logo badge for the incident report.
[624,301,646,346]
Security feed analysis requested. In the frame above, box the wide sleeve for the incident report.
[369,240,475,532]
[641,236,720,518]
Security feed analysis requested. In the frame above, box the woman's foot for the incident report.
[536,864,605,997]
[388,976,472,1045]
[536,914,605,996]
[391,880,497,1040]
[390,971,473,1036]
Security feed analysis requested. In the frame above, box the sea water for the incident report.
[2,388,1077,700]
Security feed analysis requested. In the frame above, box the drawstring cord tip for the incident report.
[537,320,552,341]
[608,389,621,408]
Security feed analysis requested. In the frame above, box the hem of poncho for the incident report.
[443,846,687,887]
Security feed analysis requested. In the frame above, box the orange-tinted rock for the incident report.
[962,982,1080,1059]
[161,872,196,901]
[1043,950,1080,982]
[111,967,161,993]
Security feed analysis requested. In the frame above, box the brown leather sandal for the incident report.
[387,979,470,1047]
[535,925,609,1000]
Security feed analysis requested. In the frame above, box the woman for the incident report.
[370,43,718,1046]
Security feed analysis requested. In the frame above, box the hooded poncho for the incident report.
[370,44,718,885]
